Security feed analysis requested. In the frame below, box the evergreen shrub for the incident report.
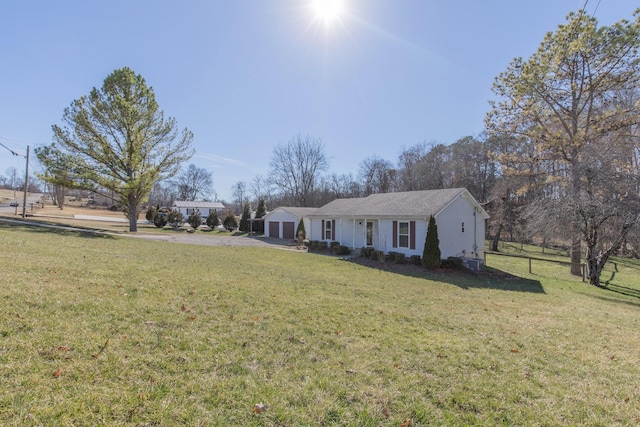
[393,252,406,264]
[333,245,351,256]
[187,211,202,230]
[167,210,185,230]
[441,257,464,270]
[360,247,374,258]
[223,212,238,231]
[206,211,219,230]
[239,203,251,233]
[153,213,167,228]
[296,219,306,242]
[422,215,441,269]
[145,205,156,222]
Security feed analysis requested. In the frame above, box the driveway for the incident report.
[0,216,302,250]
[126,231,299,249]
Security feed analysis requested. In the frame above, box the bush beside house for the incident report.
[422,215,441,269]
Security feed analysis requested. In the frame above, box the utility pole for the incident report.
[22,145,29,218]
[0,142,20,201]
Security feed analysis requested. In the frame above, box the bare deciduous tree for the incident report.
[487,11,640,284]
[172,164,213,201]
[267,135,329,206]
[231,181,247,213]
[359,156,396,196]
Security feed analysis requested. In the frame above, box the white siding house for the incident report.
[307,188,489,262]
[172,201,226,223]
[263,207,315,240]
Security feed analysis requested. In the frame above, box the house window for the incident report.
[398,222,409,248]
[186,208,194,215]
[461,222,465,233]
[392,220,416,250]
[324,220,333,240]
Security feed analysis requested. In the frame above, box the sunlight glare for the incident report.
[312,0,345,24]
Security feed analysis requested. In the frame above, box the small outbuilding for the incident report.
[172,201,226,223]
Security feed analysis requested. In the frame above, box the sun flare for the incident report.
[311,0,345,24]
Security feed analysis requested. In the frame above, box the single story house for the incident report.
[307,188,489,262]
[263,207,315,240]
[172,201,226,222]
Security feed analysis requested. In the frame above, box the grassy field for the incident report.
[1,221,639,426]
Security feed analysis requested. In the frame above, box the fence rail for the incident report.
[485,251,587,282]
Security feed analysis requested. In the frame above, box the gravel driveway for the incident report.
[127,232,300,249]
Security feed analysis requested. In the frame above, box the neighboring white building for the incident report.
[172,201,226,222]
[306,188,489,262]
[263,207,315,240]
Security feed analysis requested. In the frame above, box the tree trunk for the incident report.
[491,223,503,252]
[570,158,582,277]
[128,199,139,233]
[55,185,66,210]
[585,248,608,286]
[584,221,633,286]
[570,235,582,276]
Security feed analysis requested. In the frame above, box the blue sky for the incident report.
[0,1,636,201]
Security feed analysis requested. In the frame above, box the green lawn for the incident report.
[1,222,639,426]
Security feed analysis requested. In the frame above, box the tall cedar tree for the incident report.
[254,199,266,234]
[422,215,441,269]
[296,218,306,241]
[39,67,193,232]
[255,199,266,218]
[239,202,251,232]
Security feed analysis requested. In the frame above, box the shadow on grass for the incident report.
[585,292,640,308]
[599,283,640,301]
[346,258,545,293]
[0,218,115,239]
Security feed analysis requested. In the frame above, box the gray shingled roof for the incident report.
[278,207,318,218]
[309,188,468,218]
[173,201,226,209]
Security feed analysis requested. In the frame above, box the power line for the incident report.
[0,141,20,156]
[580,0,603,18]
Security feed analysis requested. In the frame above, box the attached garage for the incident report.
[268,221,279,238]
[282,221,295,240]
[263,207,316,240]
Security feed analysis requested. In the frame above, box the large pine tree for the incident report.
[38,67,194,232]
